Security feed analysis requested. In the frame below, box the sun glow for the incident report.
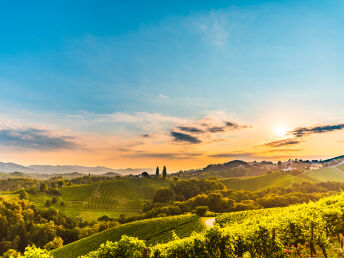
[274,125,289,137]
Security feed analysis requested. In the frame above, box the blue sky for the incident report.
[0,1,343,169]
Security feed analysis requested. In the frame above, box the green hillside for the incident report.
[26,178,170,221]
[304,166,344,182]
[77,193,344,257]
[221,172,315,191]
[51,214,204,258]
[61,178,170,209]
[337,163,344,171]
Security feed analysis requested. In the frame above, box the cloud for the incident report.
[225,121,240,128]
[178,126,204,133]
[125,152,202,160]
[264,138,301,148]
[207,126,225,133]
[170,115,250,145]
[289,123,344,138]
[263,148,300,153]
[170,131,201,144]
[192,11,230,47]
[68,111,186,133]
[263,123,344,149]
[159,94,170,99]
[0,127,78,150]
[208,152,256,158]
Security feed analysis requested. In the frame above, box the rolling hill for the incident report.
[303,166,344,182]
[51,214,204,258]
[220,172,315,191]
[27,178,170,221]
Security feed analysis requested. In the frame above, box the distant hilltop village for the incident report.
[249,158,340,172]
[175,155,344,178]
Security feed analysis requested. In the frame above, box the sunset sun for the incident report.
[274,125,289,137]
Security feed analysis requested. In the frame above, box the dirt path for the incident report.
[204,217,216,228]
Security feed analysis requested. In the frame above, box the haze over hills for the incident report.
[1,154,343,177]
[0,162,154,175]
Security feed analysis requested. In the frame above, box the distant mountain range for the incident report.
[0,162,154,175]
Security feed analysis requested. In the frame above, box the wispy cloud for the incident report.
[125,152,202,160]
[170,115,249,144]
[290,123,344,137]
[170,131,201,144]
[192,11,231,47]
[0,127,78,150]
[177,126,204,133]
[208,152,256,158]
[159,94,170,99]
[264,138,301,147]
[264,123,344,148]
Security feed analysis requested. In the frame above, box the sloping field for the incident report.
[304,166,344,182]
[60,178,170,210]
[51,214,204,258]
[337,163,344,172]
[221,172,315,191]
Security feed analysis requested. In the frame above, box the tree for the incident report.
[44,237,63,251]
[162,166,167,179]
[195,206,208,216]
[141,171,149,178]
[45,200,51,207]
[155,166,160,178]
[19,191,28,200]
[153,189,175,203]
[40,184,48,192]
[58,180,65,188]
[51,197,58,204]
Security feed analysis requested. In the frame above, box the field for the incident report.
[221,164,344,191]
[303,166,344,182]
[220,172,315,191]
[12,178,170,221]
[337,163,344,171]
[148,193,344,257]
[71,193,344,257]
[52,214,204,258]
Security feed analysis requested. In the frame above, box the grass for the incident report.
[60,178,170,210]
[51,214,204,258]
[337,163,344,172]
[6,178,170,221]
[304,166,344,182]
[220,172,315,191]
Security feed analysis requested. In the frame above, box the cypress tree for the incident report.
[162,166,167,179]
[155,166,159,178]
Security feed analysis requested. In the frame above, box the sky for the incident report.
[0,0,344,170]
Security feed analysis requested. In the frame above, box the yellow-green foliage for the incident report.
[60,178,170,210]
[51,214,204,258]
[80,193,344,257]
[338,163,344,172]
[151,193,344,257]
[304,167,344,182]
[221,172,315,191]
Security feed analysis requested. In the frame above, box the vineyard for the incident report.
[19,178,172,221]
[60,178,170,210]
[220,172,315,191]
[51,214,204,258]
[304,166,344,182]
[75,193,344,257]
